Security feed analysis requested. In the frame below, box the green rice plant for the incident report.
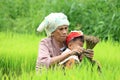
[0,32,120,80]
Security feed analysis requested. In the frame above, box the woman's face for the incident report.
[52,25,68,43]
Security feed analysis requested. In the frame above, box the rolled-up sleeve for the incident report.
[36,39,51,70]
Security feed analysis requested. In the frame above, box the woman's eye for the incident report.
[65,27,68,30]
[59,28,63,31]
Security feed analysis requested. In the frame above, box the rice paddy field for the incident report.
[0,32,120,80]
[0,0,120,79]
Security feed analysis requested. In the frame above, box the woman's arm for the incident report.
[50,45,84,66]
[50,51,73,66]
[36,39,83,70]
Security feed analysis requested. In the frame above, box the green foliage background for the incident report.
[0,0,120,41]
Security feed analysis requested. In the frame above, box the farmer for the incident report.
[36,13,94,71]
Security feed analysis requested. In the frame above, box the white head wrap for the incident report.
[37,13,70,36]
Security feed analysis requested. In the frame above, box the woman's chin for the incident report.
[60,37,66,42]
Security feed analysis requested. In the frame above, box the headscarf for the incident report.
[37,13,70,36]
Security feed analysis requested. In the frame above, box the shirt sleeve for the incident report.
[36,39,51,70]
